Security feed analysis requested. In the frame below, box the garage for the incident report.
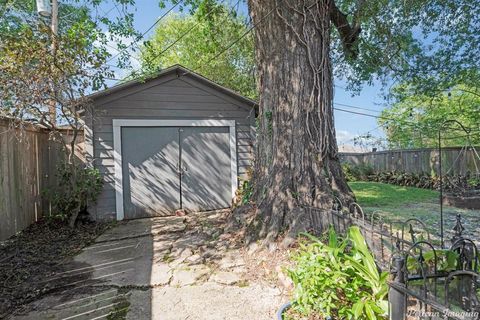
[117,121,235,219]
[84,65,256,221]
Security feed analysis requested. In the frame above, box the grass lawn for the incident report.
[348,181,480,241]
[349,181,438,208]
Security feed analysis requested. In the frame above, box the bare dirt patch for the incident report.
[0,219,111,318]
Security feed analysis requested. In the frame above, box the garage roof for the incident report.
[88,64,258,109]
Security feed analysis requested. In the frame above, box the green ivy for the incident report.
[239,179,254,205]
[264,111,273,136]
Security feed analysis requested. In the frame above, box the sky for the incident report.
[98,0,387,150]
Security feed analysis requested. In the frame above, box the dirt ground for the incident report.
[1,210,291,320]
[0,219,112,318]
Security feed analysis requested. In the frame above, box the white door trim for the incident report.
[112,119,238,221]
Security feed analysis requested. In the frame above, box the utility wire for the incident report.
[101,0,235,81]
[334,102,382,114]
[105,1,182,65]
[144,0,228,67]
[334,107,393,121]
[193,3,276,70]
[335,106,480,144]
[113,0,243,80]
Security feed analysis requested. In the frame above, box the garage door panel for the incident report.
[180,127,231,211]
[122,127,180,218]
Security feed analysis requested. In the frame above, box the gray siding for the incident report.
[87,74,255,220]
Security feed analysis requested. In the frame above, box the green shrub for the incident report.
[467,176,480,188]
[367,170,475,191]
[342,163,356,181]
[343,161,480,192]
[343,159,480,192]
[45,163,103,221]
[342,163,375,182]
[287,226,388,320]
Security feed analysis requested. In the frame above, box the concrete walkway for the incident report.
[10,210,284,320]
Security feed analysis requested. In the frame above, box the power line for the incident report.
[334,102,382,114]
[334,106,426,129]
[334,107,387,120]
[335,106,480,141]
[144,0,228,67]
[192,1,275,71]
[113,0,246,81]
[334,106,438,133]
[102,0,240,81]
[105,1,182,65]
[101,1,242,82]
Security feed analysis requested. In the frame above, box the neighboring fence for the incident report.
[309,201,480,320]
[0,117,84,241]
[340,147,480,175]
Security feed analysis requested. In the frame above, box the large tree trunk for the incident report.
[246,0,354,245]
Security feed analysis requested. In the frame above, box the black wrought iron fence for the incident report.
[307,201,480,320]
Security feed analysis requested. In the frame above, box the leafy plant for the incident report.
[406,249,459,273]
[379,85,480,149]
[287,226,388,320]
[351,168,477,192]
[342,163,375,182]
[346,227,389,318]
[235,169,254,205]
[45,163,103,225]
[467,177,480,188]
[239,180,253,205]
[342,163,357,181]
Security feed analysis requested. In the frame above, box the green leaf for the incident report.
[352,301,365,319]
[328,226,338,248]
[364,302,377,320]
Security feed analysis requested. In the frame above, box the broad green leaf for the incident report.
[352,301,365,319]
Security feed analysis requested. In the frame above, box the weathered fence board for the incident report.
[0,118,84,241]
[340,147,480,175]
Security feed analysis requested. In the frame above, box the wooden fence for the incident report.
[339,147,480,175]
[0,118,84,241]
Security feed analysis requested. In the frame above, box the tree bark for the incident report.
[246,0,355,244]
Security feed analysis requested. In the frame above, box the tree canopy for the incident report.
[0,0,138,127]
[138,3,256,99]
[379,84,480,148]
[151,0,480,100]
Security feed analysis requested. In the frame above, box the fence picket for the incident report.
[0,118,84,241]
[340,147,480,174]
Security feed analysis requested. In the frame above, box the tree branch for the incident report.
[329,0,364,59]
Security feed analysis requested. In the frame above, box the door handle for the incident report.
[177,163,187,175]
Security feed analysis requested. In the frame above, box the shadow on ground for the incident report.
[9,210,284,320]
